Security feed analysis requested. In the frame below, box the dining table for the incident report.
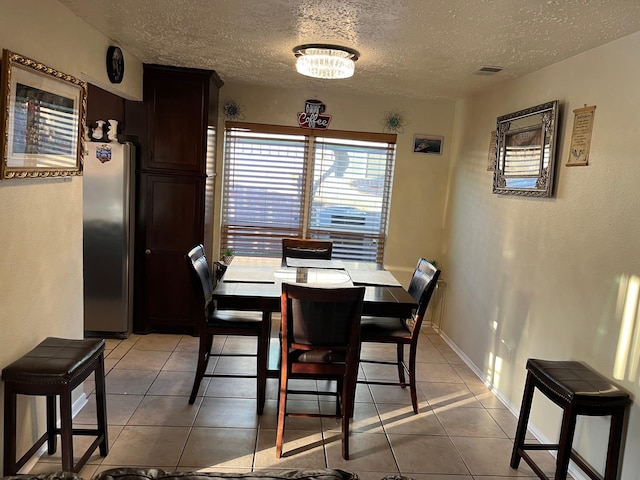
[213,256,417,317]
[212,255,418,377]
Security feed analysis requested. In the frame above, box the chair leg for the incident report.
[189,333,212,404]
[341,371,355,460]
[408,344,419,414]
[396,344,406,386]
[256,312,272,415]
[510,373,535,469]
[275,366,289,458]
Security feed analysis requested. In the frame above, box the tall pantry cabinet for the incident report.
[132,64,223,334]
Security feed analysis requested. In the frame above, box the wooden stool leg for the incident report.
[510,372,535,469]
[46,395,57,454]
[554,405,577,480]
[95,353,109,456]
[3,384,17,476]
[604,405,627,480]
[59,388,74,472]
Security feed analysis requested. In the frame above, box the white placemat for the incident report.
[347,269,402,286]
[285,258,346,269]
[222,266,276,283]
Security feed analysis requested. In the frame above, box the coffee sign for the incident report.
[297,99,332,130]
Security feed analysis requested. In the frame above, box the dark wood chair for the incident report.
[281,238,333,266]
[276,283,365,460]
[185,244,271,414]
[358,258,441,414]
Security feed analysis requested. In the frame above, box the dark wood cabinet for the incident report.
[143,67,210,174]
[133,64,223,334]
[138,174,205,331]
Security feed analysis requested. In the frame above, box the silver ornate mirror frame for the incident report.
[493,100,559,197]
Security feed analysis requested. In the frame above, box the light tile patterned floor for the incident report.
[28,327,560,479]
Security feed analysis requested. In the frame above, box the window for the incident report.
[221,122,396,264]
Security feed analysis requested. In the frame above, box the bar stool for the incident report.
[510,358,630,480]
[2,337,108,475]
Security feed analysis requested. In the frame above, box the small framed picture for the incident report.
[413,134,443,155]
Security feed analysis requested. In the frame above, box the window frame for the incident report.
[221,121,397,264]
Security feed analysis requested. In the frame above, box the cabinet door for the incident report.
[143,67,210,174]
[136,173,205,333]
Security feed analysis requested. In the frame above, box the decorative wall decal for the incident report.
[382,110,407,133]
[566,105,596,167]
[297,99,331,129]
[223,100,246,120]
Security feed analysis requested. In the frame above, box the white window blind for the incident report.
[221,123,396,263]
[308,137,395,263]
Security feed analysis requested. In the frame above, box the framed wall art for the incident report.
[566,105,595,167]
[413,134,443,155]
[0,49,87,179]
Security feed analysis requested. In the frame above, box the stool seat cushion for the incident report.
[526,358,629,405]
[1,337,105,385]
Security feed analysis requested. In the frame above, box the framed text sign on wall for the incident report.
[0,49,87,179]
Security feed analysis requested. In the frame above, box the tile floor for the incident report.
[28,326,561,480]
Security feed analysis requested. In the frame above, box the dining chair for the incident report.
[185,244,271,414]
[281,238,333,266]
[358,258,441,414]
[277,283,365,460]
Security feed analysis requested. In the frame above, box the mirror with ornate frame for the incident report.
[493,100,559,197]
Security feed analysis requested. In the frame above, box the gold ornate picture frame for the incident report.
[0,50,87,179]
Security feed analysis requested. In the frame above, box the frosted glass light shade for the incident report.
[293,44,359,79]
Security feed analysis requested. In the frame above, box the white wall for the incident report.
[444,31,640,478]
[215,83,456,285]
[0,0,142,471]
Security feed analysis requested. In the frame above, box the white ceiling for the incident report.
[59,0,640,100]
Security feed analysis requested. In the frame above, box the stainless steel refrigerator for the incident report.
[83,142,135,337]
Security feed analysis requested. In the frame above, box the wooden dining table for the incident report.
[213,256,417,318]
[212,256,417,378]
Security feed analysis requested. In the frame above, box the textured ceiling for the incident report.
[59,0,640,100]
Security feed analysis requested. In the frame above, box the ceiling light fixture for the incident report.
[293,44,359,79]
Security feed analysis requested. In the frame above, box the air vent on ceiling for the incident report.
[475,66,503,75]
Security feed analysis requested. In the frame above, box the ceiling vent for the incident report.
[475,66,503,75]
